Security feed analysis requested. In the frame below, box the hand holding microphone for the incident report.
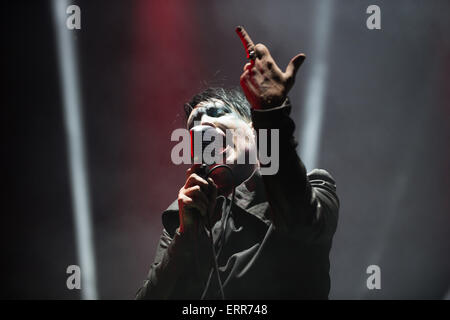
[177,125,233,238]
[178,166,218,237]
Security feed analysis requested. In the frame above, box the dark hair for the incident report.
[184,87,251,123]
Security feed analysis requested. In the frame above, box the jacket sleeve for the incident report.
[251,97,339,243]
[135,228,193,299]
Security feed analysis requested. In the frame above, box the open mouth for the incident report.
[190,124,230,164]
[199,125,240,163]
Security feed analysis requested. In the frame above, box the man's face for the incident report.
[187,98,257,185]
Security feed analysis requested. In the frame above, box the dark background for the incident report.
[4,0,450,299]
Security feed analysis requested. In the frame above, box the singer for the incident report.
[136,27,339,299]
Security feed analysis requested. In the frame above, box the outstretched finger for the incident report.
[236,26,255,59]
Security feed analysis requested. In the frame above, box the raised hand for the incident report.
[236,26,305,110]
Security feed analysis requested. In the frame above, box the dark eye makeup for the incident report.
[187,104,232,128]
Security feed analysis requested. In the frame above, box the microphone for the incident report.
[189,125,233,196]
[190,125,224,165]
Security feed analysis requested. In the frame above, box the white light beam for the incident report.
[52,0,98,300]
[299,0,334,170]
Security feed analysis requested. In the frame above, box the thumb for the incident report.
[285,53,306,80]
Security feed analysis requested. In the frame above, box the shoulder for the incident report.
[161,200,179,238]
[308,168,336,184]
[307,169,340,225]
[308,169,338,196]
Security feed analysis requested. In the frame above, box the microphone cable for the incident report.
[199,164,236,300]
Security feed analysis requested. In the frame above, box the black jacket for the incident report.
[136,99,339,299]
